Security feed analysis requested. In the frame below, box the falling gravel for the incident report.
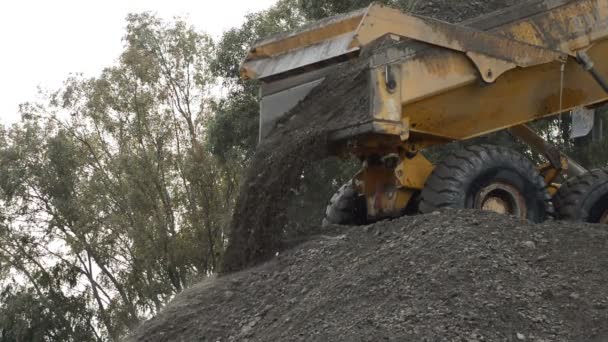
[131,210,608,342]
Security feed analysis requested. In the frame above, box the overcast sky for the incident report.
[0,0,277,125]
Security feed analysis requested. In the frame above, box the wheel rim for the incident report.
[474,182,527,219]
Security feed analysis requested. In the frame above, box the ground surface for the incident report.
[131,210,608,342]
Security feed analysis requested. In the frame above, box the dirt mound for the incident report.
[131,210,608,341]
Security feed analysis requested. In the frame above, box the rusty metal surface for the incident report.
[240,8,367,80]
[241,33,359,80]
[394,153,434,190]
[460,0,574,29]
[248,0,608,148]
[406,39,608,141]
[248,8,367,56]
[500,0,608,52]
[352,5,567,68]
[474,182,528,219]
[355,162,419,219]
[240,0,603,81]
[244,0,608,221]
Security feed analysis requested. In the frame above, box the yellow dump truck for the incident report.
[240,0,608,224]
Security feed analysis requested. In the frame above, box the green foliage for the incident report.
[0,287,97,342]
[0,12,236,340]
[553,106,608,169]
[297,0,385,20]
[206,83,260,161]
[296,0,417,20]
[210,0,304,82]
[207,0,305,162]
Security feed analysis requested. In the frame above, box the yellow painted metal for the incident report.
[372,66,401,121]
[375,121,409,140]
[353,0,608,217]
[503,0,608,53]
[329,0,608,144]
[240,0,605,81]
[466,52,519,83]
[242,0,608,220]
[400,52,477,105]
[395,154,434,190]
[352,153,433,218]
[355,163,417,219]
[538,162,566,196]
[243,0,608,146]
[366,188,415,219]
[370,66,411,140]
[406,41,608,141]
[248,15,364,60]
[351,4,567,77]
[240,8,367,80]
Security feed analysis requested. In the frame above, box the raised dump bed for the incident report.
[240,0,608,225]
[243,0,608,143]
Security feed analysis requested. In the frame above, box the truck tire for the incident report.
[323,181,367,226]
[553,169,608,224]
[419,145,552,223]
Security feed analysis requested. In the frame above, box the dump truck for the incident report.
[240,0,608,225]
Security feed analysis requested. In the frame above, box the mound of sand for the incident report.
[131,210,608,342]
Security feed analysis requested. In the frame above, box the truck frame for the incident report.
[240,0,608,224]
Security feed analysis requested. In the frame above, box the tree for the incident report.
[296,0,392,20]
[0,13,236,340]
[207,0,305,162]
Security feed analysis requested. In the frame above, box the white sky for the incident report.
[0,0,277,125]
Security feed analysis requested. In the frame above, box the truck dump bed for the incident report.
[241,0,608,144]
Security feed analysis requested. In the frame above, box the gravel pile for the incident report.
[132,210,608,342]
